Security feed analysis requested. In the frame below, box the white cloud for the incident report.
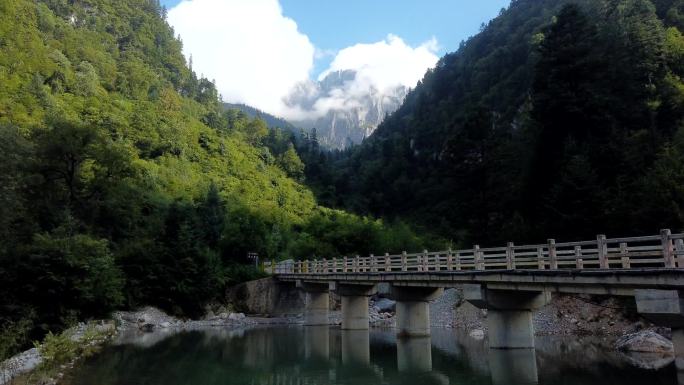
[168,1,439,120]
[168,0,314,114]
[320,34,439,94]
[283,35,440,121]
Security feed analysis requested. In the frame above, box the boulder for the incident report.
[159,322,171,328]
[374,298,396,313]
[469,329,485,340]
[140,323,155,332]
[616,330,674,354]
[228,313,246,321]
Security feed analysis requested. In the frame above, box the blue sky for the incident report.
[163,0,509,118]
[162,0,509,76]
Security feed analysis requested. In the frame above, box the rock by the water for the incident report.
[140,323,155,332]
[469,329,485,340]
[160,322,171,328]
[619,351,674,370]
[374,298,396,313]
[616,330,673,354]
[228,313,246,320]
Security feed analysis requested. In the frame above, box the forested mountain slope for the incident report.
[223,102,300,133]
[0,0,438,358]
[310,0,684,245]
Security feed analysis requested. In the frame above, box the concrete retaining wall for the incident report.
[226,278,305,316]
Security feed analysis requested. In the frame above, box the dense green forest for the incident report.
[0,0,439,359]
[304,0,684,245]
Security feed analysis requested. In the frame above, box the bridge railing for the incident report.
[263,230,684,274]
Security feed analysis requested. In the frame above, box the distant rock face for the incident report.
[285,70,407,150]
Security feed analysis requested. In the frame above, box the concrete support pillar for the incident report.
[635,289,684,377]
[337,284,376,330]
[464,285,550,349]
[341,296,369,330]
[397,336,432,372]
[391,286,444,337]
[298,281,330,326]
[341,330,370,366]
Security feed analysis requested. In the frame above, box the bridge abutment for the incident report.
[298,281,330,326]
[464,284,551,349]
[337,284,376,330]
[391,286,444,337]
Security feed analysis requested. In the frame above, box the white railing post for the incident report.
[455,251,462,270]
[474,245,483,270]
[401,251,408,272]
[447,248,453,271]
[675,239,684,268]
[506,242,515,270]
[575,246,583,269]
[343,256,348,273]
[548,239,557,270]
[536,247,544,269]
[597,235,608,269]
[662,229,675,268]
[385,252,391,272]
[423,250,429,271]
[620,242,630,268]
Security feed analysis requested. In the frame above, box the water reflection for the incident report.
[488,348,538,385]
[304,326,329,361]
[397,336,432,372]
[65,326,681,385]
[340,330,370,366]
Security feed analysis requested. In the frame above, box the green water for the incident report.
[64,326,679,385]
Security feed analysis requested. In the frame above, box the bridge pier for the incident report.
[337,284,376,330]
[391,286,444,337]
[635,289,684,371]
[464,285,551,349]
[297,281,330,326]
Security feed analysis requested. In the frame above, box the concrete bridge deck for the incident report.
[278,268,684,296]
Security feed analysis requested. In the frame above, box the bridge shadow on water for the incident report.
[64,326,682,385]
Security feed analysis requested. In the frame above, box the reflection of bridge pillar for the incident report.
[397,336,432,372]
[464,285,550,349]
[298,281,330,326]
[337,284,376,330]
[341,330,370,366]
[488,348,539,385]
[304,326,330,361]
[391,286,444,337]
[635,289,684,380]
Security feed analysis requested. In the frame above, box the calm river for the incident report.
[63,326,679,385]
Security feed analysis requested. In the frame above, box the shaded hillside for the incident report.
[307,0,684,244]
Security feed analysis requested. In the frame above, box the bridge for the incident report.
[269,230,684,354]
